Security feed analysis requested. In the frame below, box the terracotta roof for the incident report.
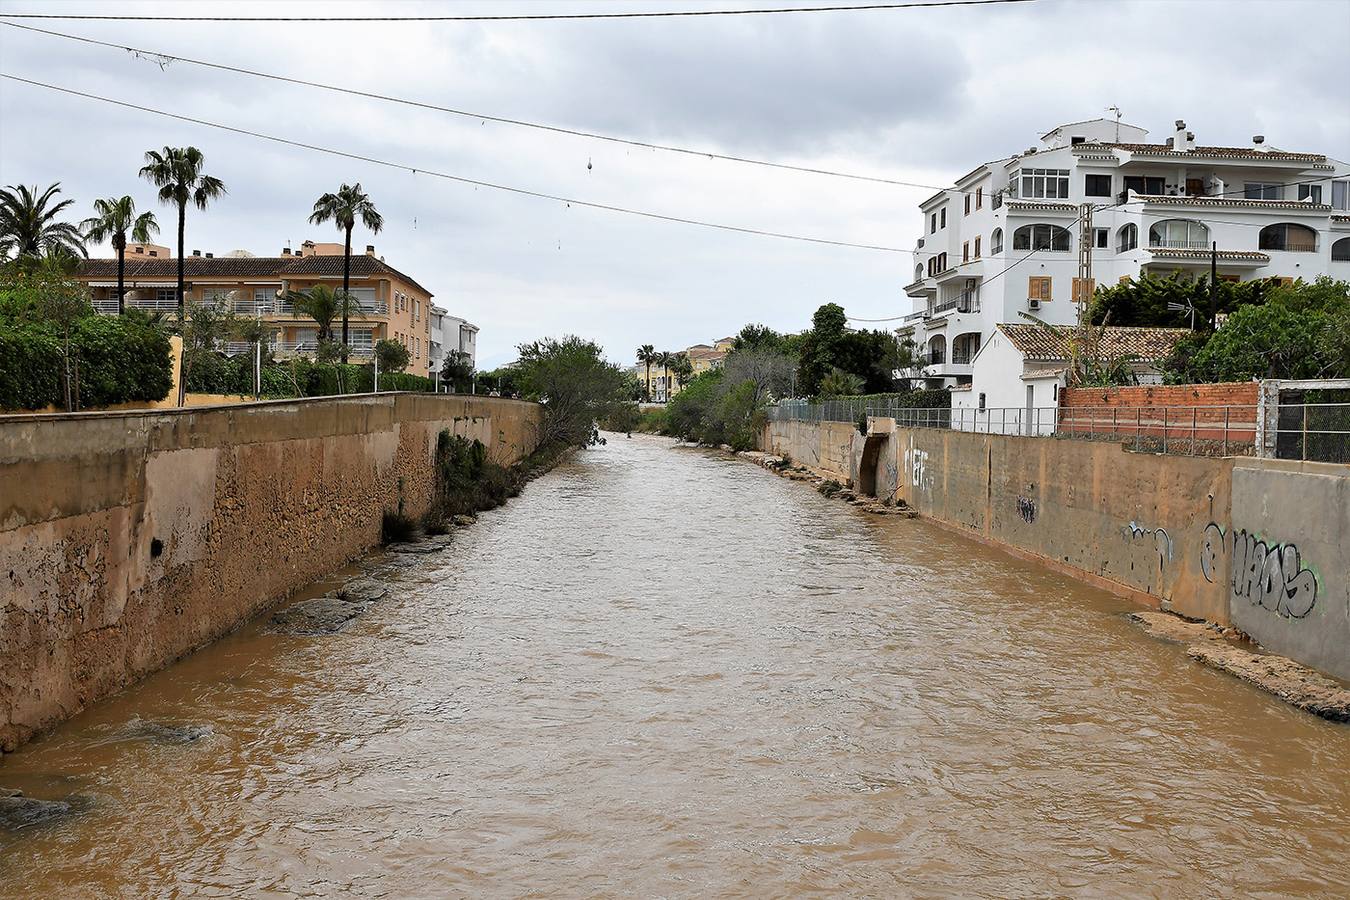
[997,324,1189,363]
[1005,200,1077,212]
[1148,248,1271,262]
[1099,143,1331,166]
[1134,196,1331,213]
[76,254,434,297]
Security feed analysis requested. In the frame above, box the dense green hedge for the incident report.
[0,317,172,411]
[184,351,434,398]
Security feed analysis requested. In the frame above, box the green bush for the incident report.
[0,315,172,411]
[192,356,435,400]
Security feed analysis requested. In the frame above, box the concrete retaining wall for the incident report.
[762,418,1349,680]
[0,393,542,751]
[1224,458,1350,681]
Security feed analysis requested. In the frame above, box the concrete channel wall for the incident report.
[0,393,542,751]
[761,418,1349,681]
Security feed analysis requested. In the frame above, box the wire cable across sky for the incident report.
[1,21,968,192]
[0,73,908,253]
[0,0,1040,22]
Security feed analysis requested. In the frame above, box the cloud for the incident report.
[2,0,1347,368]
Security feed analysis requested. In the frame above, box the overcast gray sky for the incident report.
[2,0,1348,367]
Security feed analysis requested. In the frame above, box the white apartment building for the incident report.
[428,305,479,380]
[899,117,1350,389]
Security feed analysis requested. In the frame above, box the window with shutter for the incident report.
[1028,276,1052,300]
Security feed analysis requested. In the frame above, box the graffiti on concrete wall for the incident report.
[903,437,932,496]
[1124,520,1173,575]
[1200,522,1318,619]
[1016,496,1037,523]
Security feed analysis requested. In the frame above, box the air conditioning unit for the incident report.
[1029,298,1041,310]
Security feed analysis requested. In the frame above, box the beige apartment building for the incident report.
[75,240,435,364]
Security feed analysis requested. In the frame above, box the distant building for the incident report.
[637,339,730,402]
[75,241,435,363]
[899,116,1350,391]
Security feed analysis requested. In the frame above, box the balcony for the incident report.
[1149,239,1211,250]
[273,300,389,317]
[931,294,980,316]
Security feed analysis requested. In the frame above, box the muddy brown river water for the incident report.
[2,434,1348,897]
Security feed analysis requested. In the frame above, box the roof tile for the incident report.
[997,324,1189,363]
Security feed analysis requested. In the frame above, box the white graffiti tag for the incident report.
[903,437,931,495]
[1200,523,1318,619]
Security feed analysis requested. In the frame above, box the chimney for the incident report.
[1173,119,1195,152]
[205,252,213,258]
[365,244,375,256]
[192,249,202,256]
[1252,134,1268,153]
[281,247,291,256]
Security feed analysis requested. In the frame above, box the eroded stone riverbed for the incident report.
[2,434,1347,896]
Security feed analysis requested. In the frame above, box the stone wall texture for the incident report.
[762,418,1349,680]
[0,393,542,751]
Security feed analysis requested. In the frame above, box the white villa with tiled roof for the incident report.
[950,324,1190,435]
[899,116,1350,390]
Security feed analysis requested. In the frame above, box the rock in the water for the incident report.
[385,541,444,555]
[336,577,389,603]
[452,514,477,527]
[122,719,213,744]
[0,791,72,829]
[270,596,368,635]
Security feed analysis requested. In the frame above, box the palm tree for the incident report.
[308,184,383,361]
[284,284,364,346]
[0,183,87,264]
[656,350,674,403]
[139,146,226,327]
[81,196,158,315]
[636,343,656,400]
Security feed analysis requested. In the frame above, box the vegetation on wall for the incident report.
[0,270,172,411]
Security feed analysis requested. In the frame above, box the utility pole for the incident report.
[1209,240,1219,330]
[1076,202,1094,327]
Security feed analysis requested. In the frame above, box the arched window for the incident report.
[1332,236,1350,261]
[1117,224,1138,252]
[1259,223,1318,252]
[1012,223,1070,252]
[991,227,1004,254]
[927,334,946,365]
[914,263,924,282]
[1148,219,1209,249]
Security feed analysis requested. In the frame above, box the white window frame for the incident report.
[1018,168,1071,200]
[1332,180,1349,211]
[1244,182,1283,201]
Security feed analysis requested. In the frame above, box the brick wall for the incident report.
[1058,383,1259,446]
[1060,382,1259,410]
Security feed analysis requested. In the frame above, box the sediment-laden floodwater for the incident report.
[2,434,1348,897]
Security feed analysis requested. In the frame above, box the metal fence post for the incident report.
[1162,407,1168,454]
[1303,403,1309,461]
[1192,407,1198,456]
[1223,406,1229,458]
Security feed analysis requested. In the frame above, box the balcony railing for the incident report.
[1258,239,1318,253]
[273,300,389,316]
[1149,239,1211,250]
[931,294,980,315]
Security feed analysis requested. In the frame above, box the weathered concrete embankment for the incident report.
[753,419,1350,718]
[0,393,543,752]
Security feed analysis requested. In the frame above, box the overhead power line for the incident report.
[0,0,1040,22]
[1,21,957,191]
[0,73,907,253]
